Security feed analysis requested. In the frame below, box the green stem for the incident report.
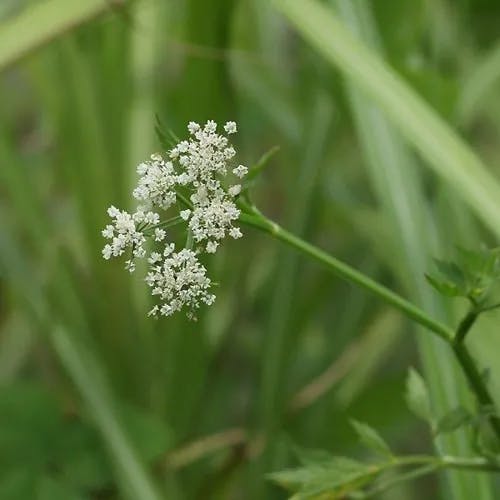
[454,309,479,344]
[240,211,500,443]
[391,454,500,473]
[365,455,500,497]
[239,212,453,342]
[453,344,500,441]
[451,309,500,440]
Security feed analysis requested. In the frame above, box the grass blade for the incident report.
[329,1,492,497]
[51,327,162,500]
[273,0,500,238]
[0,0,129,72]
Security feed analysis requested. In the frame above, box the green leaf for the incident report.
[433,259,466,289]
[0,0,127,73]
[351,420,392,457]
[435,407,473,435]
[273,0,500,241]
[405,368,433,423]
[425,274,461,297]
[268,456,374,496]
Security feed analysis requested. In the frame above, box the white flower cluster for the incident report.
[146,245,215,318]
[101,120,247,318]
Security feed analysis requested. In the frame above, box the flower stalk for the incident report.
[239,211,453,342]
[239,208,500,443]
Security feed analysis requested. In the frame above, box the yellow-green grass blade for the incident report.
[273,0,500,239]
[459,39,500,124]
[0,0,128,72]
[334,1,491,497]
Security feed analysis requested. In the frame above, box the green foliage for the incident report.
[269,453,374,499]
[269,369,500,499]
[350,420,392,458]
[405,368,433,424]
[0,382,170,500]
[2,0,500,498]
[426,247,500,306]
[435,407,473,436]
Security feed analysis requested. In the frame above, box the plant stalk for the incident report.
[240,212,454,342]
[241,211,500,443]
[452,310,500,441]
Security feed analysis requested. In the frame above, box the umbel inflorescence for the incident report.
[102,120,247,318]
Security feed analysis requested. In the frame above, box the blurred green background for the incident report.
[2,0,500,498]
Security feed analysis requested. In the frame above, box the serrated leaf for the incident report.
[268,456,373,496]
[292,445,334,467]
[435,407,472,435]
[405,368,433,422]
[455,246,488,276]
[433,259,466,289]
[425,274,461,297]
[351,420,392,457]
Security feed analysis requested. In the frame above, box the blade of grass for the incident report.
[0,0,128,72]
[458,39,500,124]
[273,0,500,239]
[51,326,162,500]
[331,2,492,498]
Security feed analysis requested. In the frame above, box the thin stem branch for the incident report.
[450,308,500,440]
[454,308,479,344]
[240,212,454,342]
[453,341,500,440]
[240,210,500,444]
[364,455,500,498]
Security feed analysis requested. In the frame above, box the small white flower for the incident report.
[154,228,166,241]
[133,246,146,258]
[145,211,160,225]
[125,259,136,273]
[206,241,218,253]
[163,242,175,256]
[102,244,113,260]
[180,209,191,221]
[188,121,200,134]
[145,247,215,318]
[107,205,120,218]
[224,121,237,134]
[148,252,162,264]
[232,165,248,178]
[101,206,147,266]
[148,305,159,317]
[228,184,241,197]
[132,154,177,210]
[205,120,217,133]
[229,227,242,239]
[188,196,240,244]
[223,146,236,159]
[102,225,114,239]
